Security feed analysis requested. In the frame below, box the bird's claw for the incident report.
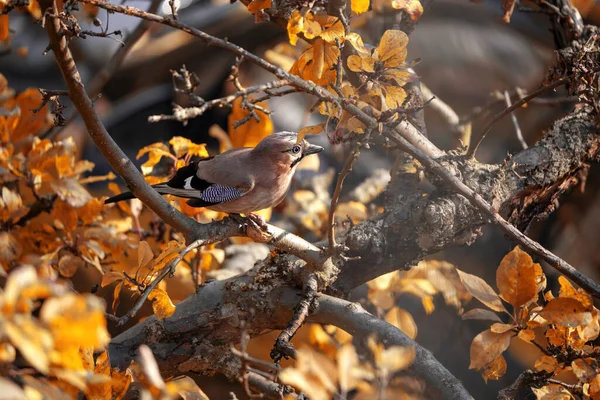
[247,213,268,231]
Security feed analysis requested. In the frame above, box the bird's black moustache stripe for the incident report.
[290,155,304,168]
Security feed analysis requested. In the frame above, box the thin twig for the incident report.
[44,0,162,139]
[504,90,527,150]
[112,239,205,326]
[270,273,318,364]
[149,79,291,123]
[328,142,362,251]
[468,77,569,158]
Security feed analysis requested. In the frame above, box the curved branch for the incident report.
[311,295,474,400]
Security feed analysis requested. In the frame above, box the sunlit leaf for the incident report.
[168,136,208,159]
[534,355,559,373]
[148,288,176,319]
[496,246,543,308]
[228,98,273,148]
[539,297,592,327]
[456,269,507,313]
[391,0,423,20]
[469,329,511,370]
[385,307,417,339]
[482,355,507,383]
[376,30,408,68]
[351,0,370,14]
[531,384,573,400]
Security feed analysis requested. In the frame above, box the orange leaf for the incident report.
[558,276,592,310]
[11,88,51,141]
[148,288,176,319]
[0,15,9,42]
[490,323,514,334]
[517,329,536,343]
[496,246,543,308]
[482,355,507,383]
[247,0,271,13]
[228,97,273,148]
[539,297,592,327]
[457,269,507,313]
[469,329,511,370]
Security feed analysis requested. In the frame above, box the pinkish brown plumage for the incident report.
[105,131,323,214]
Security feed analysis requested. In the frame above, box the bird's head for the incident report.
[253,131,324,169]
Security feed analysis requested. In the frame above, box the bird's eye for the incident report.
[291,145,302,154]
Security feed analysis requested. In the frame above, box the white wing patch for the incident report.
[183,176,194,190]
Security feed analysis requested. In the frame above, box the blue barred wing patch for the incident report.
[201,184,245,203]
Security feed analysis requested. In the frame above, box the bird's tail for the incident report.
[104,184,172,204]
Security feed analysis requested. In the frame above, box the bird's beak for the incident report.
[304,144,324,156]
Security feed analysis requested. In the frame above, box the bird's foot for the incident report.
[247,213,268,231]
[230,213,271,242]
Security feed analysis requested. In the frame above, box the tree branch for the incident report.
[311,295,474,400]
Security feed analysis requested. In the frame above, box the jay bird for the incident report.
[105,131,324,226]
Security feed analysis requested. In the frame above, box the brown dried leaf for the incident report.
[517,329,536,343]
[457,269,507,313]
[461,308,502,323]
[535,355,559,373]
[385,307,417,339]
[490,323,514,334]
[469,329,511,370]
[531,384,573,400]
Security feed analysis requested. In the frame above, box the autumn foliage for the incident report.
[0,0,599,397]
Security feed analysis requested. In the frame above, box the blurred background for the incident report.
[2,0,600,397]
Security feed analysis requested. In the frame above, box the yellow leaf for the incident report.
[558,276,592,310]
[4,318,53,374]
[456,269,507,313]
[383,85,407,109]
[376,30,408,68]
[297,124,324,142]
[385,307,417,339]
[335,201,367,224]
[136,142,173,175]
[148,288,176,319]
[496,246,543,308]
[391,0,423,20]
[347,55,363,72]
[228,98,273,148]
[482,355,507,383]
[539,297,592,327]
[378,345,415,374]
[0,342,16,363]
[319,20,345,43]
[168,136,208,159]
[351,0,370,14]
[469,329,511,370]
[287,10,321,46]
[41,293,109,361]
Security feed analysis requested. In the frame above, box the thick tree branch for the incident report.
[311,295,474,400]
